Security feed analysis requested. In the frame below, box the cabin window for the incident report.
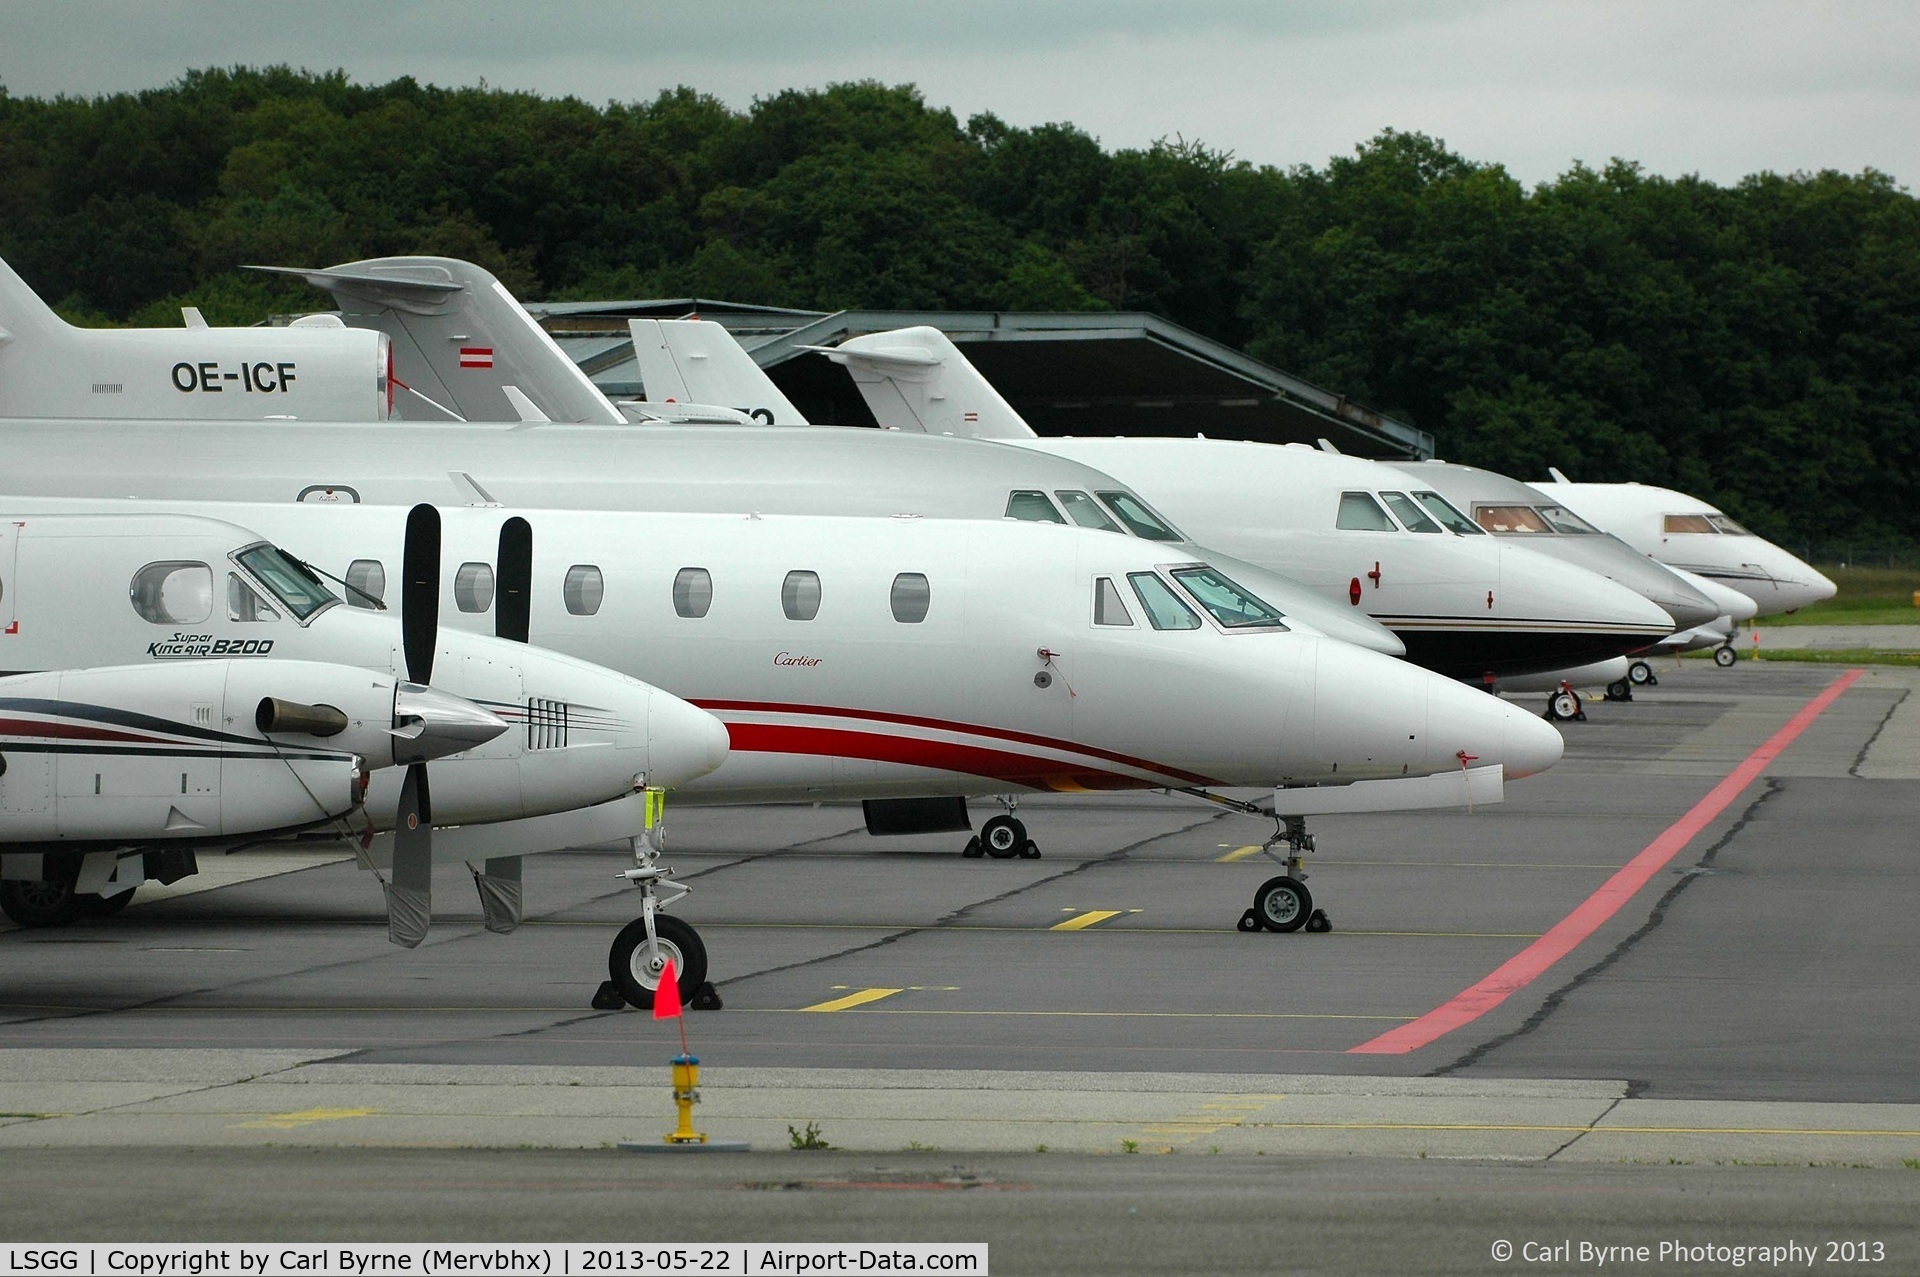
[1127,572,1202,631]
[1411,490,1484,535]
[1707,514,1750,535]
[130,561,213,625]
[782,570,822,621]
[1663,514,1716,534]
[1170,566,1286,628]
[1005,490,1066,524]
[1538,505,1602,534]
[1335,491,1397,531]
[1379,491,1442,533]
[672,567,712,618]
[454,562,495,613]
[1093,577,1135,626]
[889,573,931,624]
[564,565,605,616]
[1095,491,1185,541]
[1475,504,1553,534]
[1056,490,1123,533]
[345,559,386,608]
[227,574,280,623]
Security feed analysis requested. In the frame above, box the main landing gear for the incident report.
[961,798,1041,860]
[1714,644,1739,668]
[592,798,722,1013]
[1628,659,1658,687]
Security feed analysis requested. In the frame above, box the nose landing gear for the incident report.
[1181,793,1334,935]
[592,790,721,1013]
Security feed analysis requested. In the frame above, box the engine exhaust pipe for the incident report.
[256,697,351,737]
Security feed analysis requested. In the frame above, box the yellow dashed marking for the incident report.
[1052,909,1125,931]
[800,987,905,1012]
[234,1107,379,1131]
[1217,845,1264,863]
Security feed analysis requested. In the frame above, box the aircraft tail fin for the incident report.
[628,318,809,424]
[0,252,78,348]
[246,258,625,425]
[815,326,1037,439]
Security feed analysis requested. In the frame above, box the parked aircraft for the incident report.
[4,495,1566,942]
[0,509,729,1000]
[0,254,393,421]
[1537,470,1836,618]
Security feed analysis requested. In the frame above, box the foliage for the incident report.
[4,69,1918,548]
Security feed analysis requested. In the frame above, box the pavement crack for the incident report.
[1849,687,1909,777]
[1544,1094,1624,1161]
[1428,778,1786,1078]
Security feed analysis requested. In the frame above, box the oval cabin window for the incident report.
[781,570,821,621]
[890,573,931,624]
[564,565,605,616]
[454,562,495,613]
[129,561,214,625]
[672,567,713,619]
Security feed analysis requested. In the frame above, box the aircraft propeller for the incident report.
[386,502,444,948]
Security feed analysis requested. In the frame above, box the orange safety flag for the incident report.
[652,956,683,1020]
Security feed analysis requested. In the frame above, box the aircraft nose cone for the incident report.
[1420,670,1565,781]
[1498,696,1565,780]
[647,689,731,788]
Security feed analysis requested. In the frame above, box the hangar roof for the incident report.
[529,300,1431,458]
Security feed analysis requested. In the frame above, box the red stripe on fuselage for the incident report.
[721,722,1180,792]
[0,717,191,748]
[692,699,1217,787]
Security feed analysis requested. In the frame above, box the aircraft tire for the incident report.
[980,815,1026,859]
[1253,876,1312,933]
[1628,660,1656,685]
[1549,690,1581,720]
[1605,680,1633,703]
[1714,645,1738,667]
[608,914,708,1011]
[0,874,83,928]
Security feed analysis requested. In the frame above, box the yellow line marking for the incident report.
[1217,846,1263,862]
[1052,910,1124,931]
[233,1107,379,1131]
[799,987,904,1012]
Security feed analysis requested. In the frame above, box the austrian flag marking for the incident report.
[459,347,495,369]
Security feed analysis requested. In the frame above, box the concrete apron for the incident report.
[3,1050,1918,1165]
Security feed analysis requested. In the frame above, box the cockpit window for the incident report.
[1379,491,1442,533]
[1170,566,1288,629]
[233,544,336,621]
[1475,504,1553,534]
[1336,491,1397,531]
[1095,491,1186,542]
[1056,490,1123,533]
[1411,490,1484,535]
[1006,490,1067,524]
[1093,577,1135,626]
[1663,514,1716,534]
[227,574,280,623]
[1538,504,1601,534]
[1127,572,1202,630]
[1707,514,1750,535]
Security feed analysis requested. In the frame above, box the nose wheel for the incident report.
[965,801,1041,859]
[1628,659,1657,686]
[1714,644,1738,667]
[1177,796,1337,936]
[592,801,721,1012]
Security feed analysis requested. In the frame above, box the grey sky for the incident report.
[2,1,1915,186]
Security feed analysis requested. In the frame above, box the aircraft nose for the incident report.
[1641,570,1722,632]
[1499,541,1677,646]
[646,688,731,788]
[1426,669,1565,781]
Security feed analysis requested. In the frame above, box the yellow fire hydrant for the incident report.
[666,1054,706,1144]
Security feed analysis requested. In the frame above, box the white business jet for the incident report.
[0,253,394,421]
[7,495,1565,944]
[1537,470,1836,626]
[0,508,728,999]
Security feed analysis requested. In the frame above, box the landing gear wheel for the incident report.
[961,837,985,858]
[1252,876,1313,933]
[1236,909,1261,933]
[1304,909,1333,933]
[1018,841,1042,859]
[1605,679,1633,703]
[1714,645,1738,668]
[1628,659,1657,686]
[980,815,1027,859]
[79,890,135,917]
[0,871,82,928]
[608,914,708,1010]
[1548,690,1581,721]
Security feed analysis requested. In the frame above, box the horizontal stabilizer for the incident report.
[246,263,464,309]
[822,326,1037,439]
[1274,764,1504,815]
[501,385,550,423]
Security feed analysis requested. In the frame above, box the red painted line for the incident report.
[1349,667,1866,1056]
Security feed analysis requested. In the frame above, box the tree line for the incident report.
[2,68,1914,557]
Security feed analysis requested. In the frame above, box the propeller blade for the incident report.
[385,762,432,948]
[496,516,532,644]
[402,504,442,686]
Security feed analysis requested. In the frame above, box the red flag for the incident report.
[652,957,683,1020]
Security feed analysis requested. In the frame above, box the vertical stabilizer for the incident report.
[629,318,809,424]
[812,326,1037,439]
[248,257,626,425]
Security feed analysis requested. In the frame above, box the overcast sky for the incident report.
[2,0,1915,187]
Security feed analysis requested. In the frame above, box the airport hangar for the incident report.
[526,299,1435,460]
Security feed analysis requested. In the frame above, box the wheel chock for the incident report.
[1236,909,1262,933]
[1019,842,1042,859]
[691,981,724,1012]
[590,980,627,1011]
[1305,910,1333,934]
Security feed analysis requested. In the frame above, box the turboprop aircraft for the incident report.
[5,495,1566,944]
[0,508,729,1000]
[804,326,1677,679]
[0,254,394,421]
[1536,470,1836,619]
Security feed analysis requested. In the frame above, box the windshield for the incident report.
[1170,566,1288,629]
[1411,490,1484,534]
[1707,514,1751,535]
[1006,490,1067,524]
[235,543,339,621]
[1056,490,1124,533]
[1663,514,1716,534]
[1537,504,1601,534]
[1379,491,1442,533]
[1475,504,1553,534]
[1336,491,1397,531]
[1095,491,1186,542]
[1126,572,1202,630]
